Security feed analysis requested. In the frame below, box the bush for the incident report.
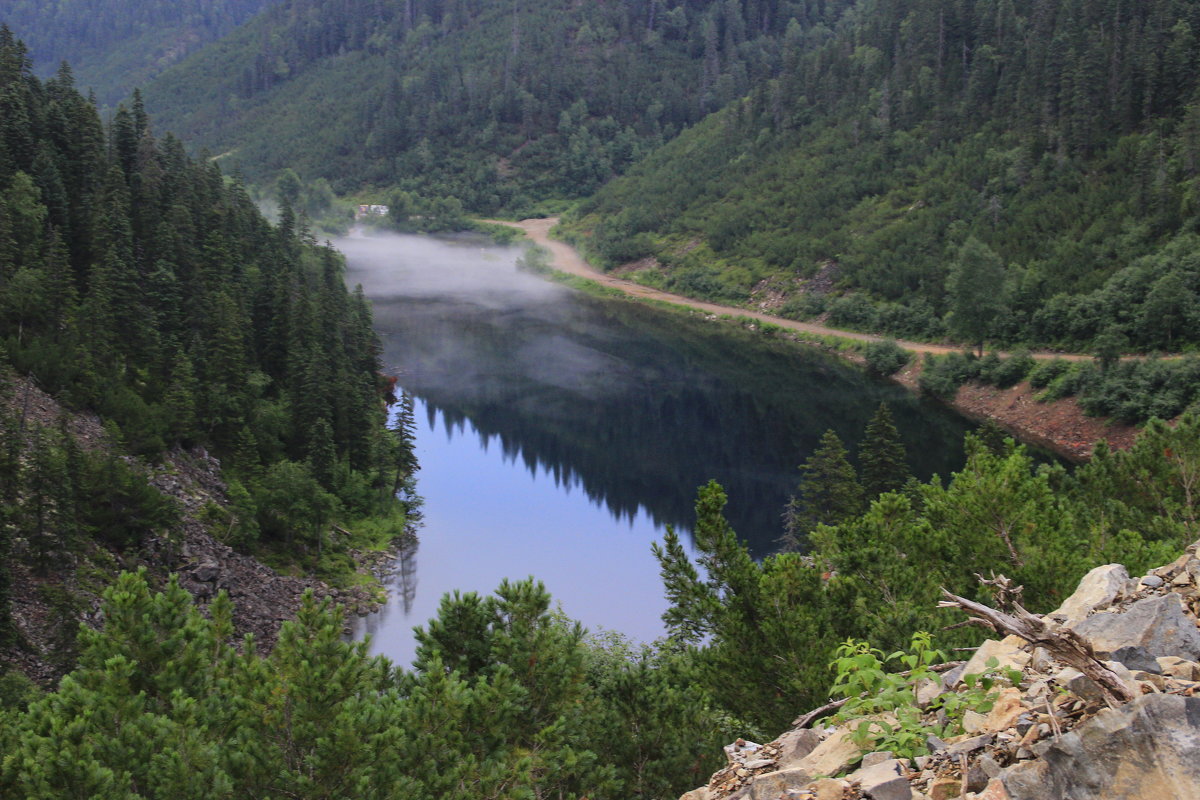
[864,339,911,376]
[1027,358,1071,389]
[979,350,1034,389]
[918,352,980,398]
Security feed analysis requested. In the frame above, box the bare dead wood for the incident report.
[790,660,967,728]
[791,698,849,729]
[938,576,1136,705]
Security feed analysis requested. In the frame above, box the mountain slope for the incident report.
[143,0,854,208]
[0,1,278,105]
[567,0,1200,351]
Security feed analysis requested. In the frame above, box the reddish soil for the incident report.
[891,360,1139,461]
[950,382,1139,461]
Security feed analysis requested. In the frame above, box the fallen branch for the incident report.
[938,575,1136,705]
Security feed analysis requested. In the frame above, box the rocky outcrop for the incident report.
[3,378,386,684]
[680,544,1200,800]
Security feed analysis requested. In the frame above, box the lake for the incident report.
[340,229,972,667]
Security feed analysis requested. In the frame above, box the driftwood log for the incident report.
[938,575,1136,705]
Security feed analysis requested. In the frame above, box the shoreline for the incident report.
[491,217,1137,461]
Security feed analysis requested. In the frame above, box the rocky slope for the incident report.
[679,546,1200,800]
[4,378,381,685]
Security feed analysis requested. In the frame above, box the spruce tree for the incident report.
[858,403,911,498]
[783,429,864,546]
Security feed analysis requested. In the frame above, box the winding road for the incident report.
[488,217,1093,361]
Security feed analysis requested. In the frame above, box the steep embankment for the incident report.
[4,377,381,685]
[498,218,1134,460]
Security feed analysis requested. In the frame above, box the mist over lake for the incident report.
[340,229,972,667]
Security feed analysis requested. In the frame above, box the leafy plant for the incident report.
[828,633,1019,760]
[829,632,945,759]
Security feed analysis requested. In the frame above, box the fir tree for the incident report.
[782,429,864,547]
[858,403,911,498]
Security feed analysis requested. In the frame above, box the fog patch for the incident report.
[334,228,567,310]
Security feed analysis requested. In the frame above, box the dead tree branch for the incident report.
[938,576,1135,705]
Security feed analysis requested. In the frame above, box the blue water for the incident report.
[340,229,972,668]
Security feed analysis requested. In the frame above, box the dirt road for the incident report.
[487,217,1092,361]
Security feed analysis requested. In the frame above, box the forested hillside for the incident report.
[143,0,849,211]
[0,1,278,105]
[570,0,1200,351]
[0,26,415,666]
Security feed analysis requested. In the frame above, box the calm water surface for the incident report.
[341,230,972,667]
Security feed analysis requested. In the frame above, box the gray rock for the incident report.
[939,664,966,691]
[977,754,1002,779]
[774,728,822,769]
[947,733,994,756]
[848,760,910,800]
[1072,593,1200,661]
[1105,645,1162,674]
[1048,563,1128,626]
[926,734,948,753]
[1000,694,1200,800]
[742,758,775,771]
[191,560,220,582]
[860,751,894,768]
[1055,667,1105,703]
[1141,574,1165,588]
[745,768,814,800]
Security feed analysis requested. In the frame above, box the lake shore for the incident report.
[491,217,1138,462]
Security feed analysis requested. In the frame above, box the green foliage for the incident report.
[0,569,728,800]
[0,29,417,594]
[830,632,947,759]
[1,4,274,104]
[917,352,980,398]
[142,0,836,210]
[858,403,912,499]
[783,429,865,545]
[570,1,1200,352]
[863,340,910,377]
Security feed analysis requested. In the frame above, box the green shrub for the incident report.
[918,352,980,398]
[864,340,911,376]
[1027,359,1070,389]
[979,350,1034,388]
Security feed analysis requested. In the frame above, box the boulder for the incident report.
[1000,694,1200,800]
[773,727,822,768]
[1105,645,1161,674]
[742,768,811,799]
[1072,593,1200,661]
[680,788,710,800]
[792,726,860,779]
[847,759,911,800]
[1047,563,1128,626]
[191,560,220,582]
[982,687,1025,733]
[959,638,1030,685]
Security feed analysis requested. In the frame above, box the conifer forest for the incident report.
[4,2,1200,798]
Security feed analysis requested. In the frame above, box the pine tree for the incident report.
[858,403,911,498]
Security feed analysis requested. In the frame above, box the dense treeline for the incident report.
[2,413,1197,797]
[0,28,415,642]
[570,0,1200,351]
[0,1,278,105]
[0,570,732,800]
[144,0,854,211]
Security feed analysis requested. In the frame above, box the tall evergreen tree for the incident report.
[858,403,911,498]
[782,429,864,547]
